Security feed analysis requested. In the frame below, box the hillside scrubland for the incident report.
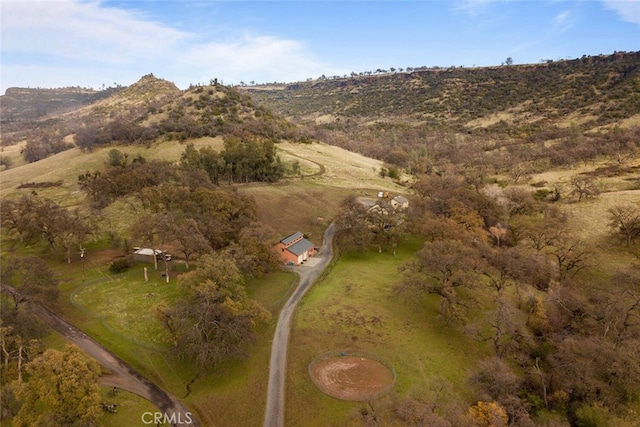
[1,52,640,426]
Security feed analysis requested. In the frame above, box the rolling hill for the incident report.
[2,51,640,427]
[242,51,640,132]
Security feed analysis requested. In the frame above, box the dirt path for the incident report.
[263,223,336,427]
[28,302,199,426]
[279,149,326,178]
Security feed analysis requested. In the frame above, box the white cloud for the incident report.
[602,0,640,25]
[552,10,575,33]
[0,0,333,90]
[1,0,188,64]
[453,0,502,16]
[177,33,333,85]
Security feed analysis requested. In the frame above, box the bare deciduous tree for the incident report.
[607,204,640,246]
[398,239,478,319]
[550,237,593,281]
[569,176,600,201]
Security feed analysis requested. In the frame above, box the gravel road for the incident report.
[263,223,336,427]
[29,302,199,426]
[3,222,336,427]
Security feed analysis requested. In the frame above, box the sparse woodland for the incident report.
[1,53,640,426]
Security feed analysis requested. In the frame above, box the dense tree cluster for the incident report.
[0,257,57,424]
[302,120,640,183]
[131,184,280,277]
[135,185,255,248]
[21,133,74,163]
[181,134,284,185]
[157,254,270,368]
[78,134,285,212]
[390,171,640,425]
[1,193,92,263]
[12,345,102,427]
[334,195,406,255]
[78,157,176,208]
[74,117,157,150]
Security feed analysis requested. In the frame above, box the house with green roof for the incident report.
[275,231,317,265]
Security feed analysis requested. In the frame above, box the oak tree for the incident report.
[13,345,101,427]
[167,254,270,368]
[569,175,600,201]
[334,195,373,252]
[0,256,59,309]
[225,222,281,276]
[607,204,640,246]
[399,239,478,319]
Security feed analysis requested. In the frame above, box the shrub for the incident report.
[108,257,134,274]
[573,403,633,427]
[387,167,400,179]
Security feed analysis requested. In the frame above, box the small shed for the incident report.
[132,248,158,264]
[391,195,409,211]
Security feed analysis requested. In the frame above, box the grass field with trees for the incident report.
[2,52,640,426]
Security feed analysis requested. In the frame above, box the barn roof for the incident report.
[393,195,409,204]
[286,238,314,256]
[281,231,304,245]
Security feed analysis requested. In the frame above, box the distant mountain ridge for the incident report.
[0,86,119,124]
[241,51,640,132]
[3,51,639,134]
[2,52,639,168]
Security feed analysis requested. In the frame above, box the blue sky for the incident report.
[1,0,639,92]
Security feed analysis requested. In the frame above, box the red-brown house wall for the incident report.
[275,242,300,265]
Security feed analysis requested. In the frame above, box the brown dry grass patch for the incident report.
[310,355,395,401]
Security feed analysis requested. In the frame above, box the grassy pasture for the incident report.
[1,135,411,425]
[526,157,640,272]
[0,137,223,203]
[71,268,182,348]
[0,140,28,169]
[54,249,297,426]
[12,136,640,425]
[563,191,640,245]
[240,141,409,238]
[98,387,160,427]
[286,239,492,426]
[57,270,199,397]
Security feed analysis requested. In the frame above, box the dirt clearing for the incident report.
[310,354,395,401]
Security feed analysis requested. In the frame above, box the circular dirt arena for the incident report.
[309,352,395,401]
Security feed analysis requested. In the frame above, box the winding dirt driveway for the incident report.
[263,223,336,427]
[279,149,326,178]
[22,301,198,426]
